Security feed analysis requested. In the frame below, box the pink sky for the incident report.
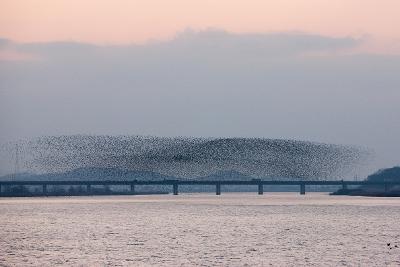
[1,0,400,53]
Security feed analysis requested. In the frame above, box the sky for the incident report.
[1,0,400,52]
[0,0,400,174]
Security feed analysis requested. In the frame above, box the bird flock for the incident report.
[4,135,370,180]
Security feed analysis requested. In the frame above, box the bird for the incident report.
[387,243,391,246]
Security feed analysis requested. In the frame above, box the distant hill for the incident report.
[0,167,268,182]
[0,167,175,181]
[366,166,400,182]
[332,166,400,197]
[198,170,255,181]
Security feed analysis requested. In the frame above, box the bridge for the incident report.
[1,179,399,196]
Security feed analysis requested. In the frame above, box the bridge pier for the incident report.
[43,184,47,196]
[258,183,263,195]
[173,183,178,195]
[342,182,348,191]
[216,183,221,195]
[300,183,306,195]
[130,184,135,194]
[103,185,110,193]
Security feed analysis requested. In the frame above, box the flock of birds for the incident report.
[387,243,399,250]
[4,135,370,180]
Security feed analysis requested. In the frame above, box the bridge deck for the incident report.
[1,180,398,196]
[0,180,399,186]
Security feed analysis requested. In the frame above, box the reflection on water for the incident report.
[1,193,400,266]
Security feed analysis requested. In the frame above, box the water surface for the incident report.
[1,193,399,266]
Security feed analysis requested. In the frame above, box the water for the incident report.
[1,193,399,266]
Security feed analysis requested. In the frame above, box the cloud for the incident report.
[0,38,13,48]
[168,29,360,55]
[2,29,361,60]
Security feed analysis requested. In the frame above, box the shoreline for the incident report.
[331,188,400,197]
